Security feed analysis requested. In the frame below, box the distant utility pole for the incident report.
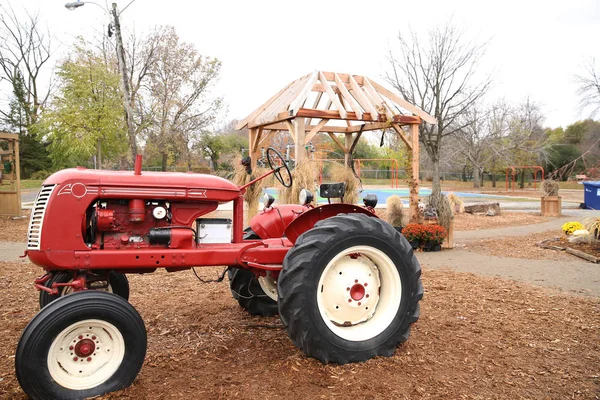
[110,2,138,163]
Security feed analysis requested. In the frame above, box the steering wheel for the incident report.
[266,147,293,188]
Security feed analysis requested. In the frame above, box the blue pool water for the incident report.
[264,187,514,205]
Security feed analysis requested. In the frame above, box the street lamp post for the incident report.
[110,3,138,162]
[65,1,138,165]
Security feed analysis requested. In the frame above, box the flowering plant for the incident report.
[421,224,447,245]
[561,221,584,235]
[402,223,425,242]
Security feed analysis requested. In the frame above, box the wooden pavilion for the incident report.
[0,132,21,216]
[236,71,436,221]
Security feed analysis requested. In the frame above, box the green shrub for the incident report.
[30,170,53,180]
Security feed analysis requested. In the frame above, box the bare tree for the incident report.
[385,22,491,203]
[575,58,600,118]
[0,4,53,128]
[144,26,222,171]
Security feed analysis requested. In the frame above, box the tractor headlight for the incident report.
[299,189,314,206]
[363,194,378,208]
[263,193,275,208]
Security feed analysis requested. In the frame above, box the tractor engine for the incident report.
[84,200,198,251]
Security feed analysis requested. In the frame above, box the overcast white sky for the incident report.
[3,0,600,128]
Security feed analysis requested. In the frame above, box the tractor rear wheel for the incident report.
[16,291,146,400]
[228,268,278,316]
[278,213,423,364]
[39,271,130,309]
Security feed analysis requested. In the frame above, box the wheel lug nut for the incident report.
[73,357,78,361]
[78,335,83,339]
[358,302,361,306]
[346,287,350,291]
[364,283,368,287]
[347,299,352,302]
[91,336,96,340]
[354,279,358,283]
[366,294,370,298]
[87,357,92,362]
[69,346,74,350]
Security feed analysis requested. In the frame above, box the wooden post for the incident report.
[248,128,258,171]
[294,118,305,164]
[14,136,21,211]
[0,133,21,216]
[344,133,352,168]
[409,124,420,223]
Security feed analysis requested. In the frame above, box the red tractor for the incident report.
[15,148,422,400]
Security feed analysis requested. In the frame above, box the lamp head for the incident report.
[263,193,275,209]
[299,189,314,206]
[65,1,85,10]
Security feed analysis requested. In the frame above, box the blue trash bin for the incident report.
[582,181,600,210]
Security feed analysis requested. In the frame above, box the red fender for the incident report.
[250,204,305,239]
[284,203,378,244]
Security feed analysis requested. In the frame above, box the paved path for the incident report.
[0,242,27,263]
[419,249,600,297]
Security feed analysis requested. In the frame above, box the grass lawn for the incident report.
[20,180,44,190]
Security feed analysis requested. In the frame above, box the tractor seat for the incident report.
[320,182,346,200]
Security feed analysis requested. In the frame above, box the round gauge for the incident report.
[152,206,167,220]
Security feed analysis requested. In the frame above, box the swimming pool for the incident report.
[264,187,516,205]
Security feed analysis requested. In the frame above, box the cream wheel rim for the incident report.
[316,245,402,341]
[47,319,125,390]
[258,273,278,301]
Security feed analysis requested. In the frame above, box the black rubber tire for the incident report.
[16,291,147,400]
[227,228,278,316]
[228,267,278,316]
[39,271,130,309]
[228,228,260,301]
[278,213,423,364]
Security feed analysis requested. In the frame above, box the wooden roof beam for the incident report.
[264,122,348,133]
[348,74,379,118]
[321,72,364,85]
[305,119,330,144]
[236,78,298,130]
[248,110,294,129]
[391,123,412,149]
[289,71,318,114]
[368,79,437,125]
[318,71,347,119]
[296,108,375,121]
[334,73,363,119]
[327,132,347,152]
[363,78,394,121]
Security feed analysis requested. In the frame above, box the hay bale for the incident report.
[231,155,269,221]
[447,192,465,213]
[280,160,317,205]
[385,195,404,227]
[426,194,454,232]
[542,179,559,196]
[330,163,359,205]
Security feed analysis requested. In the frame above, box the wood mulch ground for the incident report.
[452,212,555,231]
[0,262,598,399]
[0,211,29,242]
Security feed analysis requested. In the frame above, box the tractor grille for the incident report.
[27,184,56,250]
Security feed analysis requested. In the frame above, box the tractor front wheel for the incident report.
[16,291,146,400]
[278,213,423,364]
[39,271,130,309]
